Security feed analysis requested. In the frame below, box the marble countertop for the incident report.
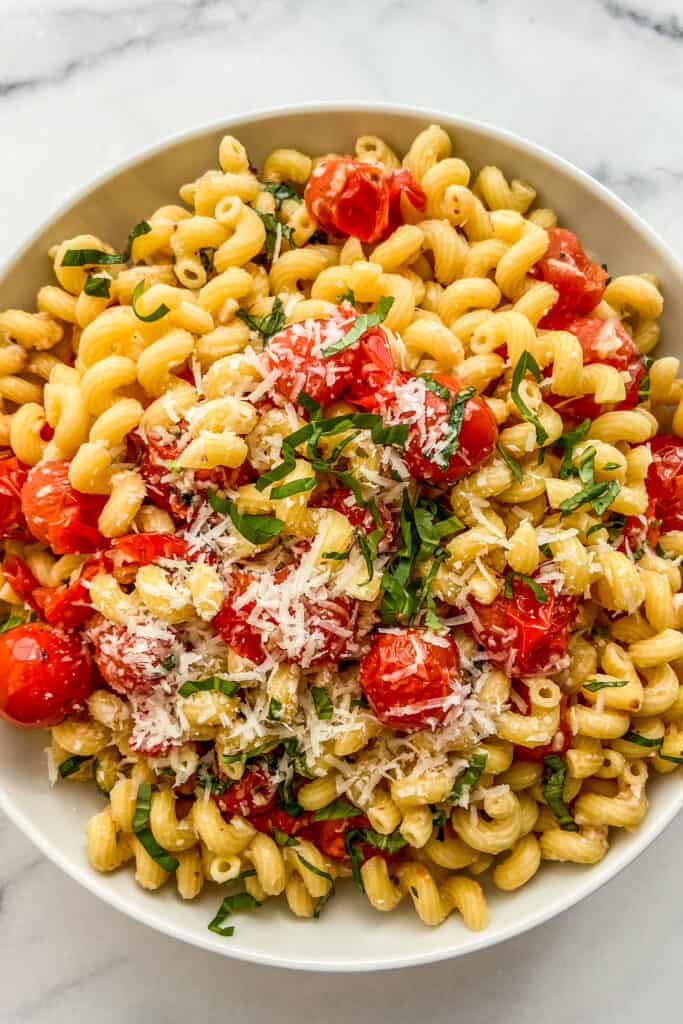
[2,0,683,1019]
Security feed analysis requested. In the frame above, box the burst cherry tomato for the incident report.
[359,628,462,730]
[304,158,424,244]
[0,623,93,727]
[344,326,397,411]
[321,487,396,552]
[32,553,108,629]
[311,814,371,860]
[133,430,255,524]
[215,762,277,818]
[2,555,41,613]
[213,567,359,668]
[0,452,30,540]
[468,572,577,677]
[646,435,683,533]
[531,228,608,326]
[107,532,208,584]
[545,316,645,422]
[86,615,176,696]
[512,682,571,762]
[20,461,107,555]
[379,373,498,485]
[250,806,314,839]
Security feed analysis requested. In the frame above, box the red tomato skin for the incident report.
[386,169,427,235]
[107,532,208,584]
[320,487,396,552]
[250,807,314,838]
[513,684,571,762]
[20,461,107,555]
[311,814,370,860]
[384,372,498,485]
[531,229,607,325]
[305,158,390,243]
[215,763,277,818]
[87,616,175,696]
[32,554,108,629]
[2,555,41,613]
[0,452,30,540]
[359,628,462,730]
[545,317,644,422]
[212,571,267,665]
[263,306,361,407]
[0,623,94,727]
[646,435,683,533]
[468,573,577,677]
[344,327,397,411]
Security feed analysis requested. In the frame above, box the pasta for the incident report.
[0,123,680,942]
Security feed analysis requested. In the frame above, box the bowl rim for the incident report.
[1,101,682,972]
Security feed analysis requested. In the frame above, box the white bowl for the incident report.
[1,104,682,972]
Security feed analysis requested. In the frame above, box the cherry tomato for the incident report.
[545,316,644,422]
[133,431,255,524]
[0,452,30,540]
[320,487,396,552]
[2,555,41,613]
[531,228,607,326]
[311,814,370,860]
[513,682,571,762]
[359,628,462,730]
[263,306,361,407]
[250,806,314,838]
[215,762,277,818]
[386,168,427,235]
[468,572,577,677]
[106,532,208,585]
[86,615,176,696]
[645,435,683,533]
[379,372,498,485]
[32,554,108,629]
[305,158,391,243]
[344,326,397,411]
[213,567,359,668]
[619,496,660,556]
[20,461,107,555]
[0,623,93,727]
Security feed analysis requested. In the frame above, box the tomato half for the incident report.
[545,316,644,422]
[531,228,607,326]
[386,168,427,235]
[0,452,30,540]
[344,326,397,411]
[513,682,571,762]
[320,487,396,552]
[359,628,462,730]
[87,615,176,696]
[20,461,107,554]
[2,555,41,613]
[646,435,683,533]
[215,762,277,818]
[468,573,577,677]
[0,623,93,727]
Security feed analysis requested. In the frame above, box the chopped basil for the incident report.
[160,654,176,672]
[659,752,683,764]
[236,296,286,341]
[272,828,297,847]
[311,686,333,720]
[510,351,548,445]
[221,738,280,765]
[313,799,359,821]
[448,752,488,804]
[297,390,322,419]
[583,678,628,692]
[321,295,394,357]
[208,891,261,937]
[413,499,464,558]
[542,755,577,831]
[257,211,294,261]
[132,782,179,871]
[557,418,592,479]
[131,279,170,323]
[84,273,111,298]
[199,247,215,274]
[337,288,356,305]
[431,807,447,841]
[269,477,317,500]
[58,755,90,779]
[420,373,452,401]
[262,180,300,210]
[344,828,408,891]
[638,356,653,403]
[428,386,477,470]
[539,542,553,558]
[195,762,231,795]
[559,479,621,517]
[207,488,285,545]
[313,887,335,918]
[61,248,125,267]
[602,461,621,471]
[277,775,305,817]
[178,677,240,698]
[622,731,662,748]
[0,612,30,634]
[123,221,152,261]
[295,851,335,884]
[496,441,523,482]
[267,698,282,721]
[503,571,548,604]
[323,547,352,561]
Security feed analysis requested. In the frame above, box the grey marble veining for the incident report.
[1,0,683,1019]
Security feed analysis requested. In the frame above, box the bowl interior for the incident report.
[1,105,682,971]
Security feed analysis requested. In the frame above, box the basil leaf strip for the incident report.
[269,477,317,500]
[208,891,261,937]
[344,828,408,891]
[207,488,284,545]
[503,571,549,604]
[583,678,628,692]
[559,479,621,517]
[123,221,152,260]
[496,441,523,482]
[295,852,335,884]
[448,752,488,804]
[272,828,297,847]
[428,386,476,469]
[61,249,125,267]
[236,296,286,341]
[510,351,548,444]
[313,799,360,821]
[557,419,592,479]
[132,782,179,871]
[542,755,578,831]
[321,296,394,357]
[58,755,90,778]
[84,274,111,298]
[622,731,663,748]
[131,279,170,323]
[178,677,240,698]
[311,686,333,720]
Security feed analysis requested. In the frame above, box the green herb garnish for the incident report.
[207,488,284,545]
[496,441,523,482]
[503,571,548,604]
[321,296,394,357]
[131,279,170,323]
[84,274,111,298]
[58,755,90,779]
[311,687,333,720]
[313,799,360,821]
[622,731,663,748]
[542,755,577,831]
[510,351,548,444]
[132,783,179,871]
[208,891,261,937]
[178,677,240,698]
[448,752,488,804]
[583,678,628,692]
[236,296,286,341]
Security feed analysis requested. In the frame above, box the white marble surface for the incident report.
[2,0,683,1019]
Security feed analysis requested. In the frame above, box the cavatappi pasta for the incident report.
[1,124,681,937]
